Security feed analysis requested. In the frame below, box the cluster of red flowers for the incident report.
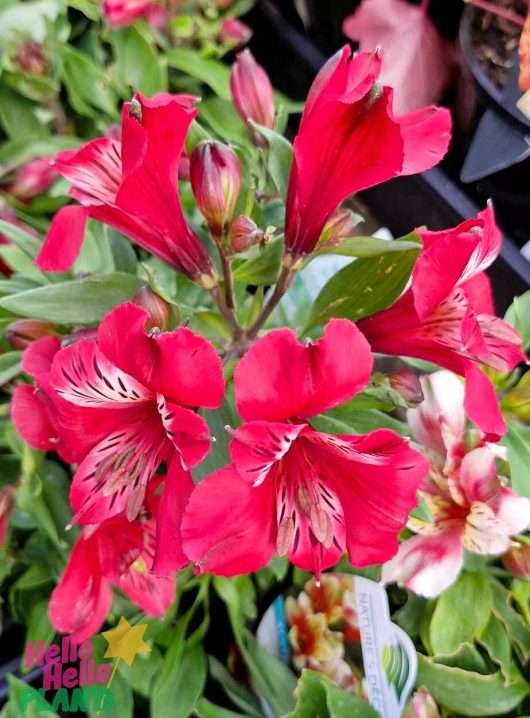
[12,47,526,639]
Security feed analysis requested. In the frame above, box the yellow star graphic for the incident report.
[102,616,151,666]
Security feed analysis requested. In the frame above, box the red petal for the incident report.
[464,363,506,440]
[98,302,225,409]
[21,335,61,378]
[313,429,430,566]
[35,205,90,272]
[49,534,113,641]
[235,319,372,422]
[152,456,195,576]
[11,384,59,451]
[412,232,480,321]
[158,399,211,468]
[398,105,451,176]
[182,465,276,576]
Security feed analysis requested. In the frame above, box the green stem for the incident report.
[245,265,294,341]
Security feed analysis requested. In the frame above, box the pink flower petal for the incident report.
[50,338,153,408]
[158,399,211,469]
[458,446,501,508]
[11,384,60,452]
[182,465,277,576]
[235,319,372,422]
[398,106,452,176]
[382,528,464,597]
[21,335,61,378]
[497,488,530,536]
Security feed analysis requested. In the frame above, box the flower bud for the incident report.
[388,370,424,405]
[403,689,441,718]
[132,286,170,331]
[230,50,275,142]
[502,540,530,579]
[231,215,264,253]
[220,18,252,49]
[190,140,241,236]
[6,319,56,350]
[319,208,358,246]
[9,157,56,200]
[15,40,48,75]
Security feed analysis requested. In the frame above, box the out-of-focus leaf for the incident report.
[0,351,22,385]
[505,290,530,351]
[59,45,117,119]
[3,674,58,717]
[430,572,492,655]
[305,247,420,330]
[208,656,262,718]
[166,49,231,99]
[0,219,41,258]
[416,654,527,716]
[490,579,530,661]
[109,25,168,96]
[0,272,143,324]
[151,642,206,718]
[502,421,530,499]
[0,0,63,42]
[0,86,46,139]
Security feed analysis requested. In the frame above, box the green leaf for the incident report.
[490,578,530,661]
[248,122,293,196]
[0,272,143,324]
[304,247,420,330]
[0,86,45,139]
[0,351,22,385]
[416,654,527,716]
[60,45,117,119]
[23,600,55,671]
[480,616,521,682]
[0,135,81,167]
[208,656,262,718]
[166,49,231,99]
[505,290,530,351]
[285,670,378,718]
[151,642,206,718]
[0,0,63,42]
[502,421,530,498]
[105,228,138,274]
[109,26,167,96]
[429,572,492,655]
[195,396,239,481]
[232,239,282,286]
[433,643,490,674]
[0,219,41,258]
[316,234,421,258]
[199,97,250,146]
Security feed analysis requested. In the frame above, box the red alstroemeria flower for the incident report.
[35,93,215,286]
[283,46,452,262]
[182,319,429,577]
[359,206,526,440]
[39,302,224,575]
[49,512,175,641]
[0,486,15,548]
[382,446,530,597]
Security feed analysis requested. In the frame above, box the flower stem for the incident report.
[245,265,294,340]
[210,283,243,341]
[465,0,525,27]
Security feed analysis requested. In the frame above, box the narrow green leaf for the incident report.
[0,219,41,258]
[166,49,231,99]
[305,248,420,330]
[316,233,421,258]
[505,290,530,351]
[0,351,22,385]
[0,272,143,324]
[151,643,206,718]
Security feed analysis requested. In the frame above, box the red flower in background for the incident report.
[283,46,451,262]
[182,319,429,577]
[35,94,215,285]
[359,206,526,439]
[8,156,56,200]
[49,504,175,641]
[101,0,178,30]
[0,486,15,548]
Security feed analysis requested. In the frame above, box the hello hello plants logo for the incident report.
[19,617,150,713]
